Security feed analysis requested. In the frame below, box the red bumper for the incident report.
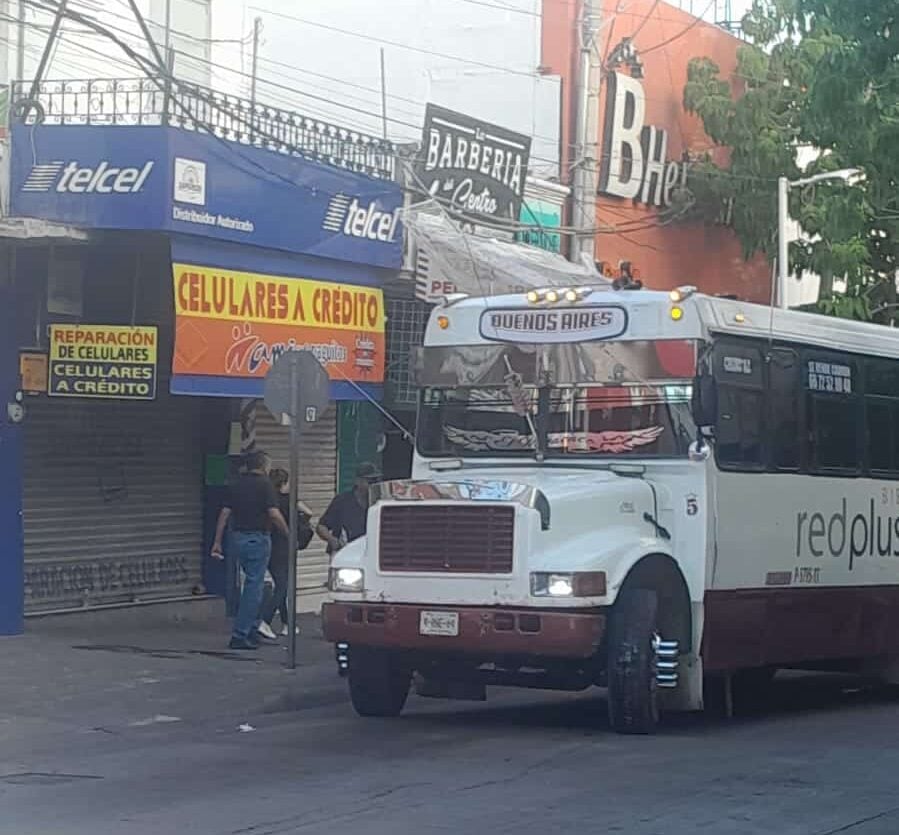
[322,602,605,659]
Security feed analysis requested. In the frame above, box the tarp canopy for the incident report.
[405,210,607,301]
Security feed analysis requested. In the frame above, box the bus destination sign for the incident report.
[479,306,628,344]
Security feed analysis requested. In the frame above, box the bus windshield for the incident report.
[418,384,695,459]
[416,338,698,459]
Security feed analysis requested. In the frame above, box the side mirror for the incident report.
[693,374,717,428]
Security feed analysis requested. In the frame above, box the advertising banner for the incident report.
[48,324,158,400]
[10,124,403,269]
[172,262,385,396]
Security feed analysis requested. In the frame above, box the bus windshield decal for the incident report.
[443,425,664,454]
[479,305,627,344]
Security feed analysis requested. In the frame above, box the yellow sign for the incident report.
[172,263,385,383]
[48,324,158,400]
[19,352,48,394]
[172,263,385,331]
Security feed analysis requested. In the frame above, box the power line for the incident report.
[247,5,544,79]
[640,0,716,55]
[17,0,758,242]
[34,7,566,164]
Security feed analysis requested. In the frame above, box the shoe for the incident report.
[257,622,277,640]
[228,638,258,651]
[280,625,300,637]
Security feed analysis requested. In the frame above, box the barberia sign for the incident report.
[599,71,689,208]
[419,104,532,220]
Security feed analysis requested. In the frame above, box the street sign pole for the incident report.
[263,350,331,672]
[286,361,299,670]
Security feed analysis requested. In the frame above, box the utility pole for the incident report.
[250,16,262,107]
[163,0,172,59]
[570,0,601,266]
[15,0,25,82]
[379,47,388,140]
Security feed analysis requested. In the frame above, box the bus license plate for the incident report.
[419,610,459,637]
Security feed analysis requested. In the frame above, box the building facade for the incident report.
[543,0,770,301]
[0,76,401,630]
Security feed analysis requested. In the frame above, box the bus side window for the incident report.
[713,343,765,470]
[865,358,899,475]
[804,353,860,473]
[768,349,800,471]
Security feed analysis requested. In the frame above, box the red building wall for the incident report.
[542,0,770,302]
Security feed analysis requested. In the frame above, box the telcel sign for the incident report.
[11,125,403,269]
[323,195,401,243]
[23,160,154,194]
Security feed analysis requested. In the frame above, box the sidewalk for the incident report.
[0,600,347,761]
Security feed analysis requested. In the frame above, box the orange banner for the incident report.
[172,263,385,383]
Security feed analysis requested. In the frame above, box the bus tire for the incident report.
[348,647,411,718]
[607,587,660,735]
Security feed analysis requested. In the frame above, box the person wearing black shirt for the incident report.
[258,469,314,639]
[317,462,380,554]
[212,451,288,650]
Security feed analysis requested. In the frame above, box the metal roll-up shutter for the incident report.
[22,391,206,613]
[255,405,337,612]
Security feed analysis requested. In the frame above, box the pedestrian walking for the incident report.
[257,468,314,639]
[211,450,288,650]
[317,462,380,554]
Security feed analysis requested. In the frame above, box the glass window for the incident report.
[713,342,765,469]
[866,359,899,398]
[716,386,765,468]
[805,354,859,472]
[417,387,538,458]
[866,400,896,473]
[547,385,694,457]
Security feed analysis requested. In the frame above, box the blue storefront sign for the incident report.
[10,124,403,269]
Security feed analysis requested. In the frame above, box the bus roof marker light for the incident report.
[669,286,697,303]
[564,288,579,303]
[670,306,684,322]
[734,313,746,324]
[526,290,541,304]
[437,315,450,330]
[545,289,559,304]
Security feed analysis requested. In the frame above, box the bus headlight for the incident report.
[530,571,607,597]
[330,567,364,592]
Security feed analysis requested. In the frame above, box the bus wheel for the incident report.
[607,587,661,735]
[348,647,412,718]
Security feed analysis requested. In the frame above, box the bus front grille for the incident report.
[379,504,515,574]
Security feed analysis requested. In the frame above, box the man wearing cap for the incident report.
[317,462,381,554]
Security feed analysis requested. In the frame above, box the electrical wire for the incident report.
[246,5,546,79]
[639,0,716,56]
[17,0,760,241]
[26,5,568,168]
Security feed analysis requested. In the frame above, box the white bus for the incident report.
[323,285,899,733]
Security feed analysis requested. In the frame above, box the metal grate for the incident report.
[386,297,431,408]
[379,505,514,573]
[11,78,395,180]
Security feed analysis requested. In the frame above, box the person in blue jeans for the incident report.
[211,450,289,650]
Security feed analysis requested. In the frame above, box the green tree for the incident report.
[683,0,899,321]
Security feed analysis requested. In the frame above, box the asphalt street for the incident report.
[3,620,899,835]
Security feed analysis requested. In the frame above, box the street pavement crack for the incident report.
[814,806,899,835]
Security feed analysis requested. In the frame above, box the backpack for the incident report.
[297,511,314,551]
